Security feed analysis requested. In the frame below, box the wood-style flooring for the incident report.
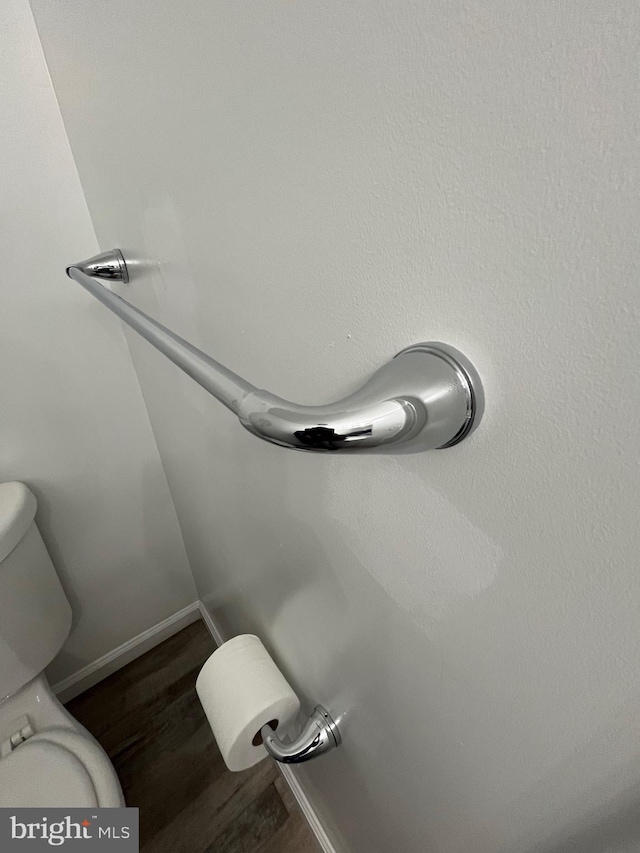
[67,621,320,853]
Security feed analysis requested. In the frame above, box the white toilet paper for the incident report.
[195,634,300,771]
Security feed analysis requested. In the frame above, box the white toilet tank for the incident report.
[0,482,72,700]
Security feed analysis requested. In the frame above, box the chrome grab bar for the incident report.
[66,250,484,452]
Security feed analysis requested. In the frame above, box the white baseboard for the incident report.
[278,764,338,853]
[197,603,339,853]
[197,600,227,647]
[52,601,201,704]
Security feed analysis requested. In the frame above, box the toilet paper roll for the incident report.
[195,634,300,771]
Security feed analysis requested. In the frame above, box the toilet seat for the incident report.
[0,738,97,807]
[0,729,123,808]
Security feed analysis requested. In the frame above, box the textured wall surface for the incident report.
[31,1,640,849]
[1,0,196,685]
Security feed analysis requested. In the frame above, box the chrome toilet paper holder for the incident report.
[260,705,341,764]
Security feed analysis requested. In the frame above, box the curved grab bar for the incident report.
[66,250,484,452]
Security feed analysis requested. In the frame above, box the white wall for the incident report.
[31,1,640,850]
[1,0,197,686]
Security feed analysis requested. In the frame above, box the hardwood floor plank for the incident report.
[203,784,288,853]
[68,622,214,741]
[141,748,277,852]
[273,774,299,816]
[257,809,322,853]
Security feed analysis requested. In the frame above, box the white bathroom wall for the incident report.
[1,0,197,686]
[31,1,640,851]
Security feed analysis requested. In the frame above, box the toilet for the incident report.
[0,482,124,807]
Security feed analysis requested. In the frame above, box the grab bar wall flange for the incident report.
[66,250,484,452]
[66,248,129,283]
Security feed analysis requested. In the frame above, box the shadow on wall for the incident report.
[504,695,640,853]
[34,455,193,682]
[527,782,640,853]
[30,479,94,684]
[28,484,83,629]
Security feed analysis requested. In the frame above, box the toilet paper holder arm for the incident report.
[261,705,341,764]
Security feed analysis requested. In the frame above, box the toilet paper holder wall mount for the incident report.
[259,705,341,764]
